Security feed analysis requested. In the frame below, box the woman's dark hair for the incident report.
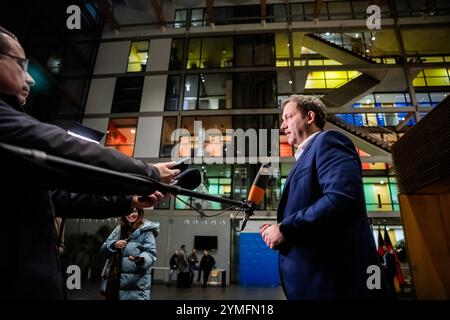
[121,208,145,231]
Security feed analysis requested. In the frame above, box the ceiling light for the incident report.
[130,129,136,134]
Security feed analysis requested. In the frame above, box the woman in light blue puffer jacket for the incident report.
[101,208,159,300]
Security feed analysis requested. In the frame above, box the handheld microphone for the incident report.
[241,164,271,231]
[138,168,202,202]
[170,168,202,190]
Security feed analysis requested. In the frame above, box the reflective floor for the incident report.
[69,281,286,300]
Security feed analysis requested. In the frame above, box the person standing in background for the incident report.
[100,208,159,300]
[199,250,215,288]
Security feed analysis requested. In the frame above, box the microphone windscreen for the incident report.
[171,168,202,190]
[248,164,271,205]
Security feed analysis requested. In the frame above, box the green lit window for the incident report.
[363,177,396,212]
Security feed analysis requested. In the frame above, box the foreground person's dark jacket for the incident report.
[0,96,159,299]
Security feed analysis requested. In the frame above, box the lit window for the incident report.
[127,41,149,72]
[105,118,138,157]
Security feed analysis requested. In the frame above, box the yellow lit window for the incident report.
[308,59,324,66]
[326,71,348,79]
[366,113,378,126]
[384,58,396,64]
[326,79,346,88]
[308,71,325,80]
[422,57,444,63]
[187,38,201,69]
[413,78,426,86]
[276,60,289,67]
[426,77,450,86]
[347,71,361,79]
[305,79,326,89]
[323,59,342,66]
[424,68,448,77]
[127,41,149,72]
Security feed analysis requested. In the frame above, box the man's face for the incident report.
[0,35,34,106]
[281,101,311,147]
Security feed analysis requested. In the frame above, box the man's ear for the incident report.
[306,111,315,125]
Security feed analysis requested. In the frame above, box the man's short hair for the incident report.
[281,95,327,129]
[0,25,18,53]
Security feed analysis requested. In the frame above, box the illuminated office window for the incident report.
[173,9,187,28]
[233,165,281,211]
[280,134,293,158]
[363,177,395,212]
[191,8,205,27]
[275,32,290,67]
[179,116,232,158]
[186,37,233,69]
[183,73,232,110]
[175,165,232,210]
[413,69,450,87]
[127,41,149,72]
[105,118,138,157]
[388,177,400,211]
[305,71,360,89]
[362,162,389,170]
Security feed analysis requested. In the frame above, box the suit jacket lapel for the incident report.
[277,132,323,220]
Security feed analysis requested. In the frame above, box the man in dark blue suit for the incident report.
[261,95,387,299]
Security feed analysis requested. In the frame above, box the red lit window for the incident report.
[105,118,138,157]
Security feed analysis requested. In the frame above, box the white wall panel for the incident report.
[134,117,163,158]
[94,41,130,74]
[147,39,171,71]
[140,75,167,112]
[84,78,116,114]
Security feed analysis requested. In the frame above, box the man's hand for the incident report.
[154,162,181,183]
[260,223,285,249]
[132,192,165,208]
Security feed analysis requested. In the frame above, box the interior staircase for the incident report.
[326,113,394,152]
